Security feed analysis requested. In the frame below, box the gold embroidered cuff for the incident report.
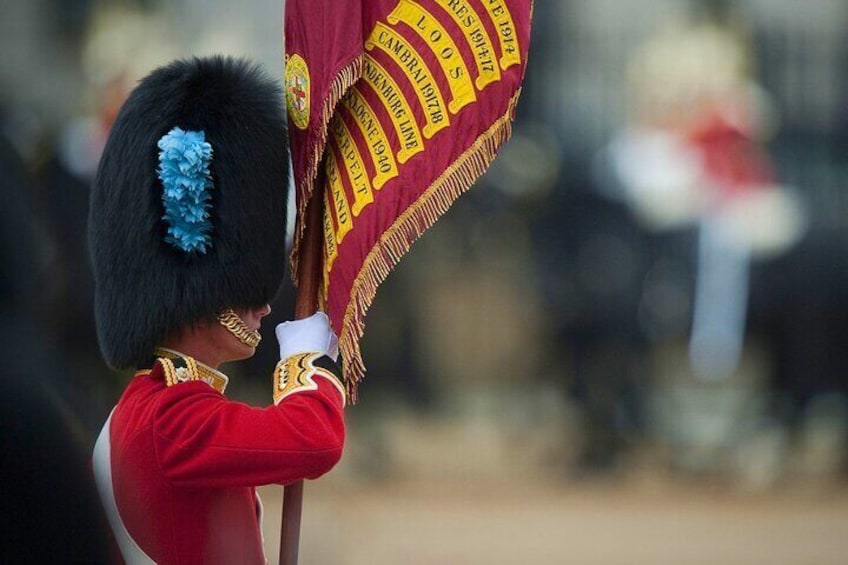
[273,352,346,407]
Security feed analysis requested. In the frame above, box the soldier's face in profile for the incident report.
[166,304,272,367]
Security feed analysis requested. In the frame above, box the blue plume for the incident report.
[157,127,214,253]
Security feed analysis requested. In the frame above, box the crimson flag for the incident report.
[286,0,533,399]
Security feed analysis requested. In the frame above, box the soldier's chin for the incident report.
[228,339,257,361]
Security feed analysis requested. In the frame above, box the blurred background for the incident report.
[2,0,848,563]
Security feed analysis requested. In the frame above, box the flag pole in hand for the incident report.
[280,181,325,565]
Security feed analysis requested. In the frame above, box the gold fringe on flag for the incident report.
[339,90,523,402]
[290,54,363,280]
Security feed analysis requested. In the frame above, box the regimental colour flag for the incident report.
[285,0,534,399]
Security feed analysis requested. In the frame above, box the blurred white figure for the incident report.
[65,8,178,180]
[608,15,805,380]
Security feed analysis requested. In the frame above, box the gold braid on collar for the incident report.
[153,348,229,394]
[217,308,262,348]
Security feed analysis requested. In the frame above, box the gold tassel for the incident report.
[290,54,364,280]
[339,90,523,402]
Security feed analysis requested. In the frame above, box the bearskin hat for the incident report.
[89,56,289,369]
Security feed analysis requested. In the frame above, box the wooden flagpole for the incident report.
[280,179,325,565]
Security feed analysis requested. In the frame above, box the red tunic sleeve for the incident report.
[152,371,345,489]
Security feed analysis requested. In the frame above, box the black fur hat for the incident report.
[89,56,289,369]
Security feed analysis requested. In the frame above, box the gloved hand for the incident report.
[275,311,339,362]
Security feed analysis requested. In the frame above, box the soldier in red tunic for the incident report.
[89,56,345,564]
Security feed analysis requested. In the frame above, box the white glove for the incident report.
[275,311,339,362]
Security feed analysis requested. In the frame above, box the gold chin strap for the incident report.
[217,308,262,348]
